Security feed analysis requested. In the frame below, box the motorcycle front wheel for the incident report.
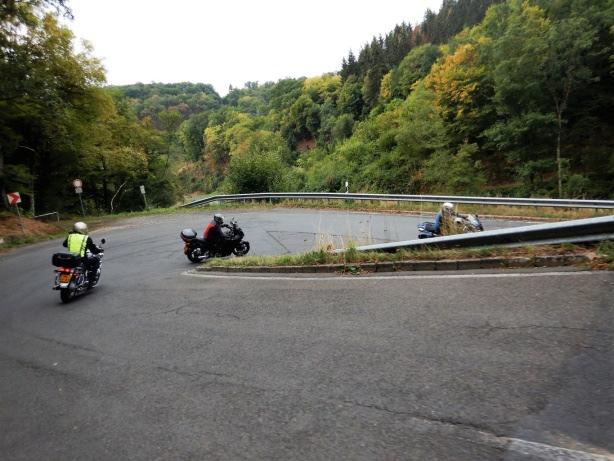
[233,241,250,256]
[88,269,101,288]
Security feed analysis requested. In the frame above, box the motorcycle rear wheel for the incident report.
[233,241,250,256]
[188,247,211,263]
[60,285,76,303]
[187,248,200,263]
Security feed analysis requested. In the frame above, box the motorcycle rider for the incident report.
[204,213,229,249]
[433,202,467,235]
[62,221,102,278]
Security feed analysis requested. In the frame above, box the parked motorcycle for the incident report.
[180,219,250,263]
[418,214,484,239]
[52,239,105,303]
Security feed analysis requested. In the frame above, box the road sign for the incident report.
[75,187,83,194]
[73,179,82,188]
[140,185,146,195]
[7,192,21,205]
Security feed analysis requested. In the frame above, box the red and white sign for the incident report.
[7,192,21,205]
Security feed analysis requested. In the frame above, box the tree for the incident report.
[480,0,601,197]
[422,142,487,194]
[391,44,441,98]
[0,6,107,211]
[544,16,598,197]
[178,113,209,161]
[225,151,286,193]
[337,75,364,119]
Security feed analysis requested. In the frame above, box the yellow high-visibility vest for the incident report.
[67,233,87,257]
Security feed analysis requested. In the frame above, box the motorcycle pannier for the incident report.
[52,252,81,268]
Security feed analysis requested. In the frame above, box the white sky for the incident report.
[67,0,443,95]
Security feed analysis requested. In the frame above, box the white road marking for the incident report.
[505,438,614,461]
[184,270,600,282]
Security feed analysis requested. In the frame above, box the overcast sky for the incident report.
[67,0,443,95]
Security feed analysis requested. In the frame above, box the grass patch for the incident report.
[204,243,594,268]
[596,240,614,269]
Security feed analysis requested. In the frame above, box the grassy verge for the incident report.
[0,206,183,252]
[0,232,66,249]
[204,243,601,268]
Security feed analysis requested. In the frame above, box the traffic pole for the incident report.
[78,192,85,216]
[14,204,25,235]
[139,185,148,210]
[73,180,85,217]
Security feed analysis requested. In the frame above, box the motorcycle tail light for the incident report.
[56,267,72,273]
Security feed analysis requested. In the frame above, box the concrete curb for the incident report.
[195,254,590,274]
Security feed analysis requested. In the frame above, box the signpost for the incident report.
[345,180,349,194]
[7,192,25,234]
[139,185,148,210]
[73,179,85,216]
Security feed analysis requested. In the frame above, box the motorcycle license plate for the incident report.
[59,274,71,283]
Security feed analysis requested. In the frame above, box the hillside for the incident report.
[2,0,613,218]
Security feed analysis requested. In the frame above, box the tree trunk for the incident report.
[100,156,109,212]
[556,115,563,198]
[0,150,6,209]
[30,177,35,216]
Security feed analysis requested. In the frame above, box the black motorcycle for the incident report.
[418,214,484,239]
[180,219,250,263]
[52,239,105,303]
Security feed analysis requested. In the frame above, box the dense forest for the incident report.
[1,0,613,216]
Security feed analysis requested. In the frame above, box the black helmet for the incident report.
[213,213,224,225]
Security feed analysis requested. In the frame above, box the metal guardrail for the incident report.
[182,192,614,209]
[337,216,614,253]
[33,211,60,222]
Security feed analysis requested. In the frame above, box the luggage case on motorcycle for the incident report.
[180,228,197,242]
[52,252,81,268]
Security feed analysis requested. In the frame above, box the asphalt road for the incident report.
[0,209,612,460]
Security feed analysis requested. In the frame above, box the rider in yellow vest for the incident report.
[62,222,102,274]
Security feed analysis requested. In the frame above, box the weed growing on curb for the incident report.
[204,244,596,269]
[596,240,614,269]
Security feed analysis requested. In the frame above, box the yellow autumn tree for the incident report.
[379,71,393,104]
[425,41,490,135]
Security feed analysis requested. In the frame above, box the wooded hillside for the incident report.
[2,0,613,216]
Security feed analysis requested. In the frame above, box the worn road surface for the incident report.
[1,209,612,460]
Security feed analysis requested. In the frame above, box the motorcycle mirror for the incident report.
[100,238,106,244]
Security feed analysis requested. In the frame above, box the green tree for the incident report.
[178,112,209,161]
[225,151,286,193]
[391,44,441,99]
[422,142,487,194]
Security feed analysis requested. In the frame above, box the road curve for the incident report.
[0,209,612,460]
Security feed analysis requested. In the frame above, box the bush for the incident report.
[225,151,286,193]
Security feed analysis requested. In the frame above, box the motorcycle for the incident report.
[180,219,250,263]
[52,239,105,303]
[418,214,484,239]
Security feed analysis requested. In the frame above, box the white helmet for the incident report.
[73,221,88,234]
[442,202,454,211]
